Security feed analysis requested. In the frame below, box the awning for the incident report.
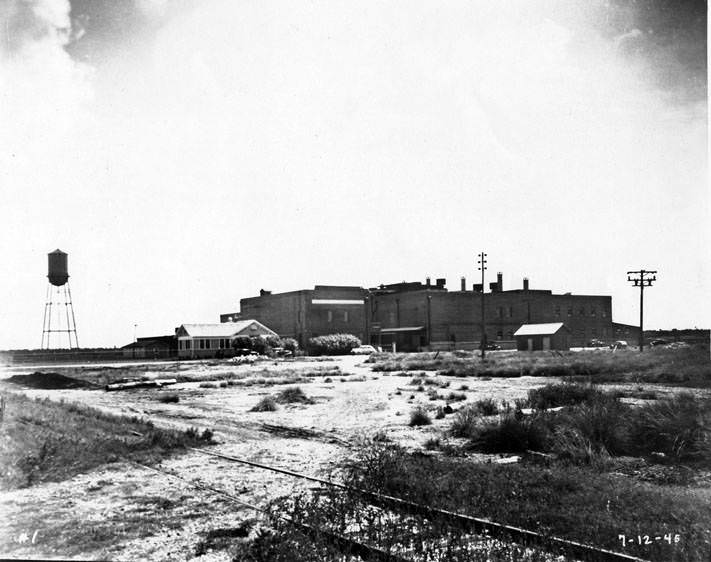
[379,326,425,333]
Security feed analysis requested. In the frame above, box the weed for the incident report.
[474,397,499,416]
[409,407,432,427]
[276,386,315,404]
[250,396,279,412]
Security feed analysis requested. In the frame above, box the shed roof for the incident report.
[178,320,276,338]
[514,323,567,336]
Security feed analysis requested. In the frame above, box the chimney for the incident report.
[473,283,483,292]
[436,278,446,289]
[260,289,272,296]
[489,281,499,292]
[523,277,529,291]
[497,272,503,292]
[426,277,431,288]
[461,276,466,291]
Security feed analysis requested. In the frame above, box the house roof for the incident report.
[178,320,276,338]
[514,323,567,336]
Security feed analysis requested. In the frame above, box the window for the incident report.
[388,311,395,324]
[344,311,349,322]
[591,307,596,317]
[327,310,333,323]
[602,309,607,318]
[508,306,513,318]
[567,307,573,316]
[579,307,586,316]
[554,305,561,317]
[497,307,503,318]
[497,330,503,340]
[591,328,597,336]
[199,339,205,350]
[507,330,514,339]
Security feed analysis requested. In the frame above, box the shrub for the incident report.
[232,336,252,350]
[472,413,553,453]
[450,405,479,438]
[435,407,446,419]
[281,337,299,353]
[276,386,314,404]
[626,393,711,462]
[474,397,498,416]
[199,382,218,388]
[424,437,440,450]
[307,334,361,356]
[157,392,179,403]
[446,392,467,402]
[250,396,278,412]
[527,382,602,410]
[409,407,432,426]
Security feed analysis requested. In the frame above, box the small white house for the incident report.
[176,320,277,358]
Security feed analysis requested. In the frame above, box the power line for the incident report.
[477,251,487,359]
[626,269,657,352]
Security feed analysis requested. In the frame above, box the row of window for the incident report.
[179,338,232,350]
[554,305,607,318]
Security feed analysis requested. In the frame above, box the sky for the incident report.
[0,0,707,349]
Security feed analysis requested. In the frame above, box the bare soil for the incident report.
[0,355,706,560]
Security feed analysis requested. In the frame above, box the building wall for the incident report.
[369,290,613,348]
[239,286,366,346]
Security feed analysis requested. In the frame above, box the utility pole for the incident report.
[478,252,487,359]
[627,270,656,352]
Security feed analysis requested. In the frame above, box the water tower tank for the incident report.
[48,249,69,286]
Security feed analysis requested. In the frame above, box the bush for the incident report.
[276,386,314,404]
[450,405,479,438]
[281,338,299,353]
[307,334,361,356]
[446,392,467,402]
[527,382,602,410]
[409,407,432,426]
[473,413,553,453]
[250,396,278,412]
[626,393,710,462]
[474,397,499,416]
[232,336,252,350]
[157,392,179,403]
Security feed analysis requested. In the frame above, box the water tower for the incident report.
[41,249,79,349]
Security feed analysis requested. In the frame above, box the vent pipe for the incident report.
[461,277,466,291]
[523,278,529,291]
[497,272,503,292]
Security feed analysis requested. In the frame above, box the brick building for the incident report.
[238,285,367,347]
[226,274,626,352]
[367,275,614,351]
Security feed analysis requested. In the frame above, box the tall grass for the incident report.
[235,438,711,561]
[368,346,711,387]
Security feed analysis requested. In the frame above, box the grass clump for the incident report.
[526,382,602,410]
[474,397,499,416]
[276,386,315,404]
[409,407,432,427]
[250,396,278,412]
[450,405,479,438]
[446,392,467,402]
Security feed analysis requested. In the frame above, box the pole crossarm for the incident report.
[626,269,657,352]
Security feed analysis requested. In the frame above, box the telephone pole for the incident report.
[627,270,656,352]
[478,252,487,359]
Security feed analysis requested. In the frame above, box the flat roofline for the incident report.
[241,289,313,301]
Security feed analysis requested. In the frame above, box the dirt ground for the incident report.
[0,355,697,560]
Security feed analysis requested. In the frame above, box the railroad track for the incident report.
[128,445,649,562]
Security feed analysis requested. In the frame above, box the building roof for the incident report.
[178,320,276,338]
[514,323,567,336]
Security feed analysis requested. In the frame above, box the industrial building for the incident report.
[238,285,367,347]
[225,274,625,352]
